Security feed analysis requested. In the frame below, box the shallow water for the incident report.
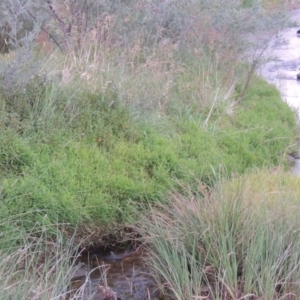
[258,9,300,111]
[71,247,157,300]
[258,9,300,174]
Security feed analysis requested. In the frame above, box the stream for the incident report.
[69,245,157,300]
[258,8,300,174]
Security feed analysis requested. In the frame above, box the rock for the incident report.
[297,73,300,80]
[92,285,121,300]
[297,29,300,35]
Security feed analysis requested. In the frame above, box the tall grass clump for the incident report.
[0,211,121,300]
[137,169,300,299]
[0,212,83,300]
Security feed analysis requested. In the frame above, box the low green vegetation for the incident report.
[0,77,297,235]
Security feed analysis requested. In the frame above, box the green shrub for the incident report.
[0,76,48,122]
[0,176,78,230]
[74,92,143,146]
[0,76,297,230]
[221,77,296,168]
[0,131,33,176]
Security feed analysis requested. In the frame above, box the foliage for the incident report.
[0,131,33,176]
[0,0,43,53]
[0,75,297,231]
[137,168,300,299]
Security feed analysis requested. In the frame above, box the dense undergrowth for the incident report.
[0,0,299,299]
[0,77,297,235]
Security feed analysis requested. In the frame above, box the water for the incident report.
[258,10,300,111]
[258,8,300,174]
[70,246,157,300]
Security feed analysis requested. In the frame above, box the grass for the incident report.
[0,75,297,232]
[137,168,300,299]
[0,215,80,300]
[0,213,131,300]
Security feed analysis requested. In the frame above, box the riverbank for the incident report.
[1,1,300,299]
[0,76,297,245]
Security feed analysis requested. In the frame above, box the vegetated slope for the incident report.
[0,0,297,240]
[0,76,297,238]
